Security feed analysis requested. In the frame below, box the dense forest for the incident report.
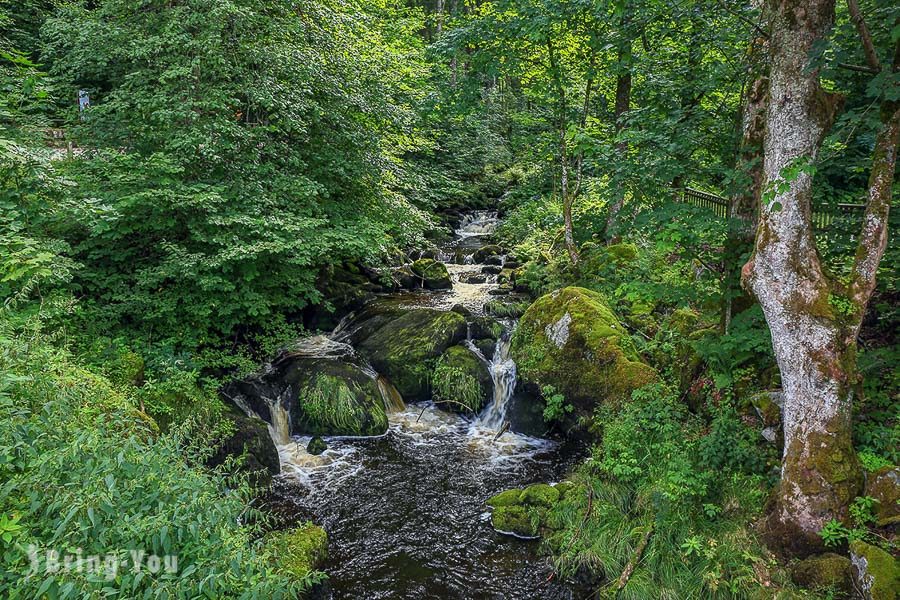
[1,0,897,598]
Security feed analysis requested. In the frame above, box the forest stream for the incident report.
[232,212,583,599]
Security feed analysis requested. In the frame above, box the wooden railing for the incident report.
[675,186,868,230]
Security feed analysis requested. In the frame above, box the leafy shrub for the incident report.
[0,334,317,598]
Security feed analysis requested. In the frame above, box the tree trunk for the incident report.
[723,18,769,333]
[743,0,863,556]
[604,22,633,240]
[547,38,579,265]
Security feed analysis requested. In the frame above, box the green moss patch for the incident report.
[510,287,657,430]
[432,345,492,413]
[268,523,328,579]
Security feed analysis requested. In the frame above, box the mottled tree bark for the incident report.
[744,0,899,556]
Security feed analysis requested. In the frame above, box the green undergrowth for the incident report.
[0,329,320,598]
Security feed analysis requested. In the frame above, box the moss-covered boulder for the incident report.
[284,359,387,437]
[520,483,560,508]
[307,436,327,456]
[850,540,898,600]
[865,467,900,527]
[357,309,468,402]
[208,401,280,488]
[790,553,852,595]
[474,244,502,263]
[487,488,523,507]
[268,523,328,579]
[491,505,541,538]
[432,345,492,413]
[510,287,658,430]
[486,483,571,538]
[411,258,452,290]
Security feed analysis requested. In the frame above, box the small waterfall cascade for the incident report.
[476,333,518,430]
[232,391,292,447]
[456,210,500,237]
[376,375,406,413]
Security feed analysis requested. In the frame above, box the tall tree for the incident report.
[743,0,899,554]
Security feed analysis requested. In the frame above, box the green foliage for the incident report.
[693,306,776,389]
[541,384,572,423]
[299,374,387,436]
[858,451,894,473]
[432,354,483,413]
[0,332,314,598]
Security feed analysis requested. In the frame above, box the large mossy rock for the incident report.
[486,483,569,538]
[411,258,452,290]
[432,345,492,414]
[281,358,388,437]
[850,540,899,600]
[268,523,328,580]
[790,553,852,596]
[357,309,467,402]
[208,401,280,487]
[510,287,657,428]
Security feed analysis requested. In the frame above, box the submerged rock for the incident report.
[411,258,452,290]
[432,345,492,414]
[510,287,657,430]
[357,308,467,402]
[850,540,898,600]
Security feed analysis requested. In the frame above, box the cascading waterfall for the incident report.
[376,375,406,413]
[475,334,517,430]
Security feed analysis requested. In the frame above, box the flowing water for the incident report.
[241,211,581,598]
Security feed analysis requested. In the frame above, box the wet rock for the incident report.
[450,304,473,318]
[268,523,328,579]
[473,339,496,358]
[481,265,502,275]
[850,540,898,600]
[483,255,504,266]
[432,345,492,414]
[283,359,388,437]
[790,553,852,595]
[510,287,657,432]
[411,258,452,290]
[208,400,280,488]
[498,268,515,285]
[458,273,488,284]
[503,260,522,270]
[469,316,503,341]
[474,244,502,263]
[865,467,900,527]
[394,266,418,290]
[487,287,511,296]
[357,309,467,402]
[307,436,327,456]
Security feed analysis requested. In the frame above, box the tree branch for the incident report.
[846,0,881,71]
[848,41,900,319]
[837,62,879,74]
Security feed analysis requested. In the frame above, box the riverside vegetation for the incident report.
[1,0,898,599]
